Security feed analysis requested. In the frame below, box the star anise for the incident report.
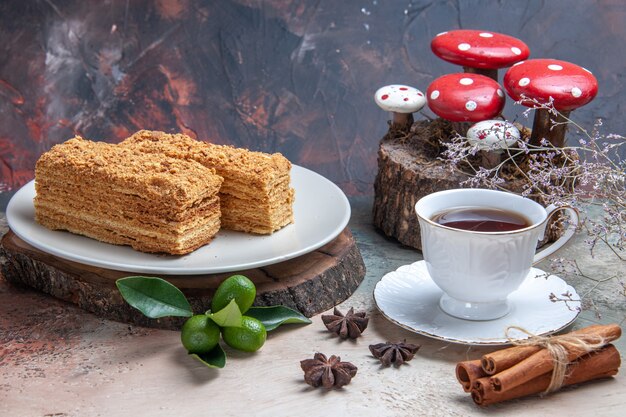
[321,307,369,339]
[300,352,358,389]
[369,340,421,367]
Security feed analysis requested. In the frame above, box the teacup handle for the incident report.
[533,205,580,265]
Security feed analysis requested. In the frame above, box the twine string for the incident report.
[505,325,607,393]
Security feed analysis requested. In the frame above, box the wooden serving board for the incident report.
[0,228,365,330]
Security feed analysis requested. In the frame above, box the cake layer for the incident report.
[36,208,221,255]
[36,137,223,208]
[35,137,223,255]
[36,176,219,224]
[121,130,291,192]
[220,191,294,234]
[218,175,291,203]
[35,193,220,235]
[120,130,295,234]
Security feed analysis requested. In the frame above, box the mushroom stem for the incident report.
[463,66,498,82]
[529,109,571,148]
[391,112,414,130]
[480,150,502,169]
[451,121,471,137]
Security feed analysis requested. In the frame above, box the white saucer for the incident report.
[373,261,580,345]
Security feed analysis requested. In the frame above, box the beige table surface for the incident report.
[1,197,624,417]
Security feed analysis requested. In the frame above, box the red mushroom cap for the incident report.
[427,73,505,122]
[503,59,598,111]
[431,30,530,69]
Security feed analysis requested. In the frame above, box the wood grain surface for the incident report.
[0,227,365,328]
[372,120,570,249]
[373,121,469,249]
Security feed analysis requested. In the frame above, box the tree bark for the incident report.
[373,123,469,250]
[373,120,566,250]
[0,228,365,330]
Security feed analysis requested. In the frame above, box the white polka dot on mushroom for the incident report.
[458,43,471,51]
[548,64,563,71]
[430,90,440,100]
[511,47,522,55]
[479,32,493,38]
[571,87,582,97]
[459,78,474,86]
[519,77,530,87]
[465,100,477,111]
[497,89,504,97]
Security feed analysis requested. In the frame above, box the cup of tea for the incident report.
[414,188,579,321]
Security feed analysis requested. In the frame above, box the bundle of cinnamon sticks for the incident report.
[455,324,622,406]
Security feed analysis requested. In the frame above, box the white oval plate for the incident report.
[374,261,580,345]
[6,165,350,275]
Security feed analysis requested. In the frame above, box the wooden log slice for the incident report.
[373,121,469,250]
[373,120,565,250]
[0,228,365,330]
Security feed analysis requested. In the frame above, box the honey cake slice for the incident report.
[35,137,223,255]
[120,130,294,234]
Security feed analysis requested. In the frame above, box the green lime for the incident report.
[222,316,267,352]
[211,275,256,314]
[180,315,221,354]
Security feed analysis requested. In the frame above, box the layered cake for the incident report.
[121,130,294,234]
[34,137,223,255]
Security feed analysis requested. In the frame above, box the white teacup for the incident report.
[415,189,578,321]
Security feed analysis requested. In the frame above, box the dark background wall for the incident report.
[1,0,624,208]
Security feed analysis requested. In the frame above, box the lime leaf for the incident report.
[209,299,243,328]
[116,276,193,318]
[246,306,312,331]
[190,344,226,368]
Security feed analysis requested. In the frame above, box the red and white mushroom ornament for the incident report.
[431,30,530,81]
[375,84,426,129]
[466,119,520,168]
[504,58,598,147]
[427,73,505,123]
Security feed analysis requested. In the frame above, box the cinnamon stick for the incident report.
[471,344,621,406]
[481,345,542,375]
[490,324,621,393]
[481,325,614,375]
[455,360,485,392]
